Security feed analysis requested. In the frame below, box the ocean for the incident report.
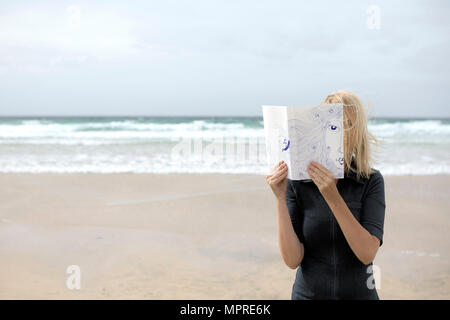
[0,116,449,175]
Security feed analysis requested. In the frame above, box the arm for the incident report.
[267,161,305,269]
[326,195,380,265]
[276,196,305,269]
[307,161,383,265]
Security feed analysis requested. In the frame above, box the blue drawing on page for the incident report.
[279,136,290,152]
[288,105,344,180]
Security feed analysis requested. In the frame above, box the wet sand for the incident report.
[0,173,449,299]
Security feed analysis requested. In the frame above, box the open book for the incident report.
[262,104,344,181]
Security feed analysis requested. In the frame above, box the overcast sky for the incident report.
[0,0,449,117]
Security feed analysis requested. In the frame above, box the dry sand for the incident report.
[0,173,449,299]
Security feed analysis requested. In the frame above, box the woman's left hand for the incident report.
[307,161,340,203]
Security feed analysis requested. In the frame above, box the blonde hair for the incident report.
[322,90,380,181]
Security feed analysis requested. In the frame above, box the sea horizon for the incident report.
[1,115,449,120]
[1,116,449,176]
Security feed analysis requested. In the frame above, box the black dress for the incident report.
[287,166,386,300]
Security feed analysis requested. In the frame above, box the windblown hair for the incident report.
[322,90,380,180]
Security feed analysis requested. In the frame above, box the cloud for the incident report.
[0,5,146,72]
[0,0,448,117]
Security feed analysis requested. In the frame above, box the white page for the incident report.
[262,104,344,181]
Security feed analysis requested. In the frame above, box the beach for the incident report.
[1,0,449,302]
[0,173,449,299]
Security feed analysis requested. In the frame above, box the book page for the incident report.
[262,105,291,175]
[262,104,344,181]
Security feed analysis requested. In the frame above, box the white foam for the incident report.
[0,118,449,174]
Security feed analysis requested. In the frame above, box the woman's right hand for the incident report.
[266,160,289,201]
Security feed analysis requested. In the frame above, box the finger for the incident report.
[270,171,288,185]
[267,168,283,184]
[309,161,329,175]
[310,161,333,179]
[306,166,318,183]
[278,162,286,172]
[308,165,326,184]
[308,172,322,188]
[270,170,288,184]
[270,161,282,174]
[309,163,332,185]
[272,161,286,173]
[271,164,288,181]
[308,170,326,190]
[312,163,335,185]
[266,170,276,181]
[269,166,277,175]
[310,165,335,187]
[269,164,288,181]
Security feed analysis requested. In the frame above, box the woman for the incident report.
[266,90,386,300]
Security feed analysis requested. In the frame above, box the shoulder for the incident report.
[365,169,385,202]
[368,168,384,184]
